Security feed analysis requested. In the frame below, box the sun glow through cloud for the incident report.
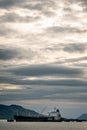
[0,85,21,90]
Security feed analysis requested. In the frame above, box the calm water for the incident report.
[0,121,87,130]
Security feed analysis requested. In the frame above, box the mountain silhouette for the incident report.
[78,113,87,120]
[0,104,39,119]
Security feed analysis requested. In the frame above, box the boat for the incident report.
[7,119,14,122]
[14,108,62,122]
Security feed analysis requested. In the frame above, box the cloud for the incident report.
[0,76,87,86]
[0,0,15,8]
[74,63,87,68]
[63,43,86,53]
[65,56,87,63]
[66,0,87,13]
[0,73,86,87]
[44,43,87,54]
[79,0,87,12]
[0,0,57,17]
[0,48,20,60]
[0,63,85,87]
[46,26,87,34]
[7,64,83,77]
[23,1,55,10]
[55,56,87,65]
[23,0,57,16]
[0,12,40,23]
[0,0,22,9]
[79,0,87,6]
[0,46,35,61]
[0,82,87,104]
[0,24,16,37]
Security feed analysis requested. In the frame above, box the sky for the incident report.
[0,0,87,118]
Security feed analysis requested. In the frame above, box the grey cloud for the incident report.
[0,0,86,14]
[0,63,85,86]
[0,76,22,85]
[45,93,87,103]
[67,0,87,12]
[0,0,56,17]
[65,56,87,63]
[0,0,15,8]
[42,10,55,16]
[0,48,20,60]
[46,26,87,34]
[60,0,87,15]
[45,43,86,54]
[23,0,56,16]
[63,7,72,13]
[81,2,87,12]
[0,0,22,9]
[50,55,87,68]
[55,56,87,65]
[0,47,35,61]
[24,79,87,87]
[0,25,16,37]
[0,0,55,9]
[1,76,87,86]
[24,2,50,10]
[74,63,87,68]
[0,84,87,103]
[0,12,40,23]
[1,76,87,87]
[79,0,87,6]
[7,64,83,77]
[63,43,86,53]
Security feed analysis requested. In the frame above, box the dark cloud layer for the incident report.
[0,83,87,104]
[0,63,85,87]
[0,0,15,8]
[7,64,83,77]
[0,0,22,9]
[0,48,20,60]
[0,76,87,87]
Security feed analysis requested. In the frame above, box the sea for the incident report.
[0,120,87,130]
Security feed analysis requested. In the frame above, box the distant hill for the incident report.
[78,114,87,120]
[0,104,39,119]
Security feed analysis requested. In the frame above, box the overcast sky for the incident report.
[0,0,87,118]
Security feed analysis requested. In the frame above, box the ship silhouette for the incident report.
[14,108,62,122]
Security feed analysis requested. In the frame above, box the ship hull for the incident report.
[14,115,62,122]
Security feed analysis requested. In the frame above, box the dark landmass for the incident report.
[61,117,87,122]
[0,104,39,119]
[78,113,87,120]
